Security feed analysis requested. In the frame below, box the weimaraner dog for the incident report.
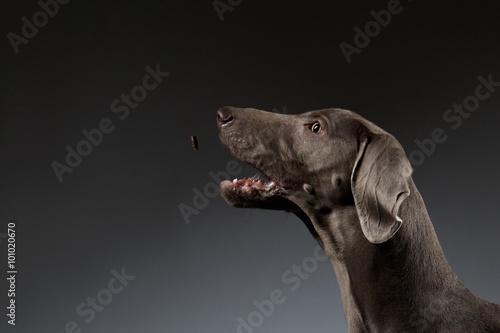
[216,106,500,332]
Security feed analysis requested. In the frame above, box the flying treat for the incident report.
[191,136,198,151]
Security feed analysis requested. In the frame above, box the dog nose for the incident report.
[216,106,234,126]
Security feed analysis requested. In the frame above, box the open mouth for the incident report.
[223,176,277,194]
[219,168,301,211]
[219,174,282,207]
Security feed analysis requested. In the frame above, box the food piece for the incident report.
[191,136,198,151]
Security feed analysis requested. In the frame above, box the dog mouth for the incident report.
[225,177,276,191]
[218,155,300,210]
[219,173,289,209]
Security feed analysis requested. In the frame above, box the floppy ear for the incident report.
[351,134,413,244]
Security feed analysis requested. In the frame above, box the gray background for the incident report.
[1,1,500,332]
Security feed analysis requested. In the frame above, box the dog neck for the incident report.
[308,178,498,332]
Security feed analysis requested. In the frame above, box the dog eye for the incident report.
[311,122,321,133]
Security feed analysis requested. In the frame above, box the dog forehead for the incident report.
[296,108,369,133]
[298,108,360,123]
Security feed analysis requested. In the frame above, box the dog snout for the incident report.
[216,106,234,128]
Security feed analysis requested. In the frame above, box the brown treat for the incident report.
[191,136,198,151]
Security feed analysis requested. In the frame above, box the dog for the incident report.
[216,106,500,332]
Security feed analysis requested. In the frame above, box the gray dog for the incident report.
[216,106,500,332]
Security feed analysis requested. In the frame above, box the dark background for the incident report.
[1,1,500,332]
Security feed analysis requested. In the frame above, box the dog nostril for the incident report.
[217,107,234,125]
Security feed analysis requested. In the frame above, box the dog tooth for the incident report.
[233,178,237,183]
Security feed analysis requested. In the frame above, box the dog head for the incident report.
[217,106,412,244]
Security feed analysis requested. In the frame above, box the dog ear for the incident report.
[351,134,413,244]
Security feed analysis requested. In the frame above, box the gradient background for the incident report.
[1,1,500,332]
